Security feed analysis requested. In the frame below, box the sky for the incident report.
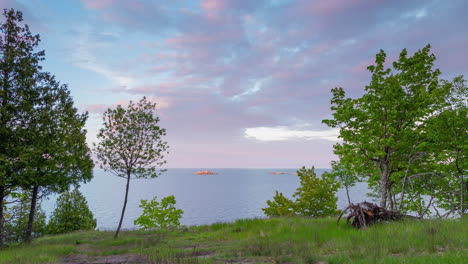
[1,0,467,168]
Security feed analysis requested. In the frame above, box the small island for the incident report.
[193,170,218,175]
[269,172,298,175]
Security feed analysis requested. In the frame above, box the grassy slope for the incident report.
[0,217,467,264]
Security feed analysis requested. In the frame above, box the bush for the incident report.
[3,192,46,243]
[134,195,183,229]
[47,189,96,234]
[262,191,296,217]
[263,167,339,217]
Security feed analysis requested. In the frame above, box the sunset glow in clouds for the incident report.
[1,0,467,168]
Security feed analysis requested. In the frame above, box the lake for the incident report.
[41,168,370,230]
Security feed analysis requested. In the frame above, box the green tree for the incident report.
[263,167,339,217]
[322,45,448,210]
[94,97,169,238]
[423,76,467,217]
[47,189,96,234]
[134,195,183,230]
[328,161,359,204]
[0,8,45,246]
[21,73,93,243]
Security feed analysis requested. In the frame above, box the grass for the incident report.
[0,217,467,263]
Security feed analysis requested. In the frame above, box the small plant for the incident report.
[134,195,183,229]
[47,189,96,234]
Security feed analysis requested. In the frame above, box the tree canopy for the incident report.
[323,45,467,216]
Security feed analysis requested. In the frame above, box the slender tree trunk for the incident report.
[461,173,465,217]
[24,184,38,243]
[345,186,351,204]
[388,184,394,211]
[0,185,5,247]
[115,172,131,239]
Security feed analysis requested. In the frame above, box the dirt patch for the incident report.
[56,253,149,264]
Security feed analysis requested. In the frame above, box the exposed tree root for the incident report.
[338,201,415,228]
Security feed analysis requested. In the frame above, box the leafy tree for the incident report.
[47,189,96,234]
[21,73,93,243]
[94,97,169,238]
[322,45,448,210]
[0,8,45,246]
[134,195,183,230]
[328,161,359,204]
[263,167,339,217]
[423,76,467,217]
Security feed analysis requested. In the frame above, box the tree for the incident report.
[134,195,183,230]
[0,8,93,244]
[0,8,45,246]
[94,97,169,238]
[21,73,93,243]
[328,161,359,204]
[263,167,339,217]
[322,45,448,210]
[47,189,96,234]
[423,76,467,217]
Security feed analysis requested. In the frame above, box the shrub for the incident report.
[262,191,295,217]
[47,189,96,234]
[134,195,183,229]
[3,192,46,243]
[263,167,339,217]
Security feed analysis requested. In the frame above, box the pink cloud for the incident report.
[307,0,375,15]
[82,0,115,10]
[201,0,227,12]
[81,96,171,114]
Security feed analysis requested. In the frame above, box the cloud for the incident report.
[70,24,135,87]
[245,126,340,142]
[80,96,171,114]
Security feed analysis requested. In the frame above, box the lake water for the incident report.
[41,168,370,230]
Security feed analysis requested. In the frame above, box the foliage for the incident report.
[3,192,46,243]
[94,96,169,238]
[134,195,183,230]
[327,161,359,204]
[0,8,93,244]
[47,189,96,234]
[322,45,450,210]
[94,96,169,179]
[262,191,295,217]
[0,8,46,245]
[263,167,339,217]
[293,167,340,217]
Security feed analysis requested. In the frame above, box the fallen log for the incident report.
[337,202,408,228]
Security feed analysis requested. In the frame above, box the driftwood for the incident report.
[338,202,410,228]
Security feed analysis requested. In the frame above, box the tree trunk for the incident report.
[379,163,390,209]
[388,184,394,211]
[345,186,351,204]
[0,185,5,247]
[114,172,131,239]
[461,173,465,217]
[24,184,38,243]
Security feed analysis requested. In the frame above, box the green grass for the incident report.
[0,217,467,263]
